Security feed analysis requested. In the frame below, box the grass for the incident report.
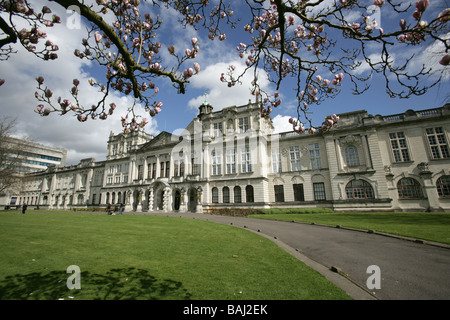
[250,211,450,245]
[0,211,350,300]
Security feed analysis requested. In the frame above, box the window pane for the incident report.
[313,183,326,201]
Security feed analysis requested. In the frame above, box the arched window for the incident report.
[397,178,423,199]
[345,180,374,199]
[436,175,450,198]
[246,185,254,203]
[234,186,242,203]
[212,187,219,203]
[223,187,230,203]
[345,145,360,167]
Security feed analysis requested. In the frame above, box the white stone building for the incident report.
[14,101,450,212]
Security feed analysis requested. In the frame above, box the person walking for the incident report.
[22,204,27,214]
[119,202,124,215]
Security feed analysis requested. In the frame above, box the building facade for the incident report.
[13,101,450,212]
[0,137,67,208]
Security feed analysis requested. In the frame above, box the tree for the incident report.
[0,0,449,133]
[0,117,28,196]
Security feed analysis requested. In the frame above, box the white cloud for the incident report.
[187,60,272,111]
[272,115,293,134]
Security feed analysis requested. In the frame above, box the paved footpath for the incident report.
[127,211,450,300]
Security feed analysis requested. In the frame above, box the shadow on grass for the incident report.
[0,267,192,300]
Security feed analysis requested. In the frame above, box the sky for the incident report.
[1,0,449,165]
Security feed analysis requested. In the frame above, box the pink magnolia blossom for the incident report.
[332,114,340,122]
[415,0,429,13]
[438,9,450,23]
[193,62,200,74]
[168,45,175,55]
[0,79,5,86]
[183,68,194,79]
[94,31,102,43]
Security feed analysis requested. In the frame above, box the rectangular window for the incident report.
[274,185,285,202]
[226,149,236,174]
[241,146,252,173]
[174,161,179,177]
[115,176,120,184]
[290,146,301,171]
[309,143,321,169]
[239,117,249,133]
[272,148,282,173]
[313,182,326,201]
[213,122,223,137]
[117,164,122,172]
[123,175,128,183]
[212,150,222,175]
[151,163,156,179]
[165,161,170,178]
[192,157,200,175]
[426,127,450,159]
[112,144,118,155]
[293,184,305,201]
[180,161,185,177]
[138,165,143,180]
[389,132,410,162]
[160,162,165,178]
[148,164,152,179]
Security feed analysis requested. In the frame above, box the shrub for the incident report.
[259,208,333,214]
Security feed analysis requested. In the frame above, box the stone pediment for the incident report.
[139,131,179,151]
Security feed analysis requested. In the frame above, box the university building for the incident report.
[0,137,66,208]
[13,100,450,212]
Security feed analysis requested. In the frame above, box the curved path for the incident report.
[134,211,450,300]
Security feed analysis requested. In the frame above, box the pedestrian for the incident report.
[106,203,112,215]
[119,202,124,215]
[22,204,27,214]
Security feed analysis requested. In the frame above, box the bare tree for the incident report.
[0,117,28,197]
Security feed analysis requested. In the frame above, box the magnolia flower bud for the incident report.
[438,9,450,23]
[193,62,200,74]
[36,76,44,85]
[439,54,450,66]
[94,31,102,43]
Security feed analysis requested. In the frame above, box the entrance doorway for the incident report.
[174,190,181,211]
[188,188,197,212]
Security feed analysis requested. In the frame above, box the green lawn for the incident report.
[0,212,350,300]
[250,212,450,244]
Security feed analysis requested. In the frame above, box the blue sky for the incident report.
[1,0,448,165]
